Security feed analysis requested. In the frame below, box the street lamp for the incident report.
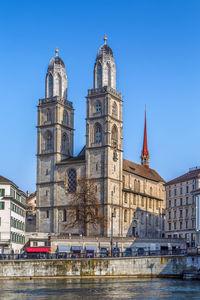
[110,191,114,256]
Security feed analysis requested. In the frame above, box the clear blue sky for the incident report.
[1,0,200,192]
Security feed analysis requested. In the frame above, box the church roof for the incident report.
[166,168,200,185]
[97,44,113,59]
[48,55,65,71]
[123,159,165,183]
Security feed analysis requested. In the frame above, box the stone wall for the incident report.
[0,255,198,279]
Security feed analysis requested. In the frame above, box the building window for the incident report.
[174,199,176,206]
[96,63,102,88]
[95,102,101,113]
[45,131,53,151]
[180,221,182,230]
[63,111,68,124]
[169,190,171,197]
[61,133,69,153]
[169,223,171,230]
[48,74,53,97]
[124,210,127,222]
[0,189,5,197]
[180,187,182,195]
[186,197,189,205]
[0,202,5,210]
[192,220,195,228]
[124,193,127,203]
[46,109,52,122]
[156,200,159,210]
[33,241,38,247]
[192,207,194,216]
[149,198,152,208]
[112,102,117,117]
[141,197,144,207]
[186,186,189,194]
[180,209,183,218]
[174,189,177,196]
[192,196,195,205]
[46,169,48,175]
[180,198,182,206]
[111,125,118,148]
[68,169,77,193]
[114,208,116,217]
[94,123,102,143]
[168,200,171,208]
[185,221,188,229]
[174,210,176,218]
[185,208,188,217]
[133,195,136,205]
[168,211,171,219]
[63,209,67,222]
[46,210,49,219]
[174,222,176,230]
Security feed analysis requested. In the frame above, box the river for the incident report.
[0,278,200,299]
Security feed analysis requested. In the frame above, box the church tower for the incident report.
[36,49,74,232]
[86,36,123,236]
[141,109,150,168]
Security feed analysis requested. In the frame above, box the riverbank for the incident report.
[1,255,199,279]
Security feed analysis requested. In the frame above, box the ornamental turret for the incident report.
[94,35,116,89]
[141,109,150,168]
[45,48,68,99]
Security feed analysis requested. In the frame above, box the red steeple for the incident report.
[141,108,150,168]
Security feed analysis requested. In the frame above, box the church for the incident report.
[36,36,166,238]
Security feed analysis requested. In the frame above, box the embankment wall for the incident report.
[0,255,199,278]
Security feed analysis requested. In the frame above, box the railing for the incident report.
[0,249,187,260]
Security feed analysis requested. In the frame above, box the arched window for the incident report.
[97,63,102,88]
[107,63,111,86]
[95,101,101,114]
[68,169,77,193]
[61,133,69,153]
[45,131,53,151]
[112,102,117,117]
[48,74,53,97]
[94,123,102,143]
[63,111,68,124]
[55,73,62,96]
[124,210,127,222]
[63,209,67,222]
[46,109,51,122]
[134,179,137,191]
[111,125,118,148]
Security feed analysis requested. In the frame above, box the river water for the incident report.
[0,278,200,299]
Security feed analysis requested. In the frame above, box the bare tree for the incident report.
[65,177,105,236]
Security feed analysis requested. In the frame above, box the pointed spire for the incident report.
[141,107,150,168]
[103,34,107,45]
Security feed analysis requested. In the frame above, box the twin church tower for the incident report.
[36,36,163,238]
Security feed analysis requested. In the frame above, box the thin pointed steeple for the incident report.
[141,107,150,168]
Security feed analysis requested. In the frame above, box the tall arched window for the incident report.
[63,209,67,222]
[97,63,102,88]
[61,133,69,153]
[48,74,53,97]
[68,169,77,193]
[112,102,117,117]
[107,63,111,86]
[111,125,118,148]
[94,123,102,143]
[55,73,62,96]
[46,109,51,122]
[63,111,68,124]
[45,131,53,151]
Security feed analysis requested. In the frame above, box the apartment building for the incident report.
[165,167,200,247]
[0,176,27,253]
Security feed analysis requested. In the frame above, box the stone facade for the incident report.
[165,167,200,247]
[36,39,166,237]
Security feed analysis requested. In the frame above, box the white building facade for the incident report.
[0,176,26,253]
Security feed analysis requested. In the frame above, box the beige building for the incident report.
[36,36,166,237]
[165,167,200,247]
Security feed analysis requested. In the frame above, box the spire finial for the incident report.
[55,47,59,56]
[141,108,150,168]
[104,34,108,45]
